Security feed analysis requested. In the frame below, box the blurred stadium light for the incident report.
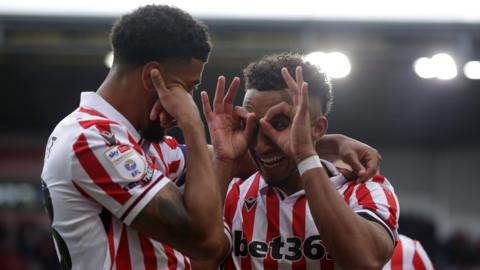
[464,61,480,79]
[414,53,457,80]
[305,51,351,79]
[104,51,113,69]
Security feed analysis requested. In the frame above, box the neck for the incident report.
[96,66,145,129]
[274,172,304,196]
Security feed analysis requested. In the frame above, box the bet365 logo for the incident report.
[233,230,333,261]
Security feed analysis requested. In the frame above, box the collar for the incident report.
[79,91,142,142]
[259,159,347,200]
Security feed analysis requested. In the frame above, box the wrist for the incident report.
[297,155,323,176]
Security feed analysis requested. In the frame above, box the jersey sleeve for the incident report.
[345,175,400,241]
[70,123,171,225]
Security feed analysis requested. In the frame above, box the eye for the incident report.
[269,114,290,131]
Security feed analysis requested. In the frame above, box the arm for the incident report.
[261,67,394,269]
[131,69,229,260]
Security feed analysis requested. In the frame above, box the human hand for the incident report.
[259,66,317,163]
[149,68,201,129]
[337,136,381,182]
[201,76,256,162]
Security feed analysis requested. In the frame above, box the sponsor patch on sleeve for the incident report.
[105,145,146,181]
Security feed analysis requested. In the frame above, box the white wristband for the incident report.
[297,155,323,176]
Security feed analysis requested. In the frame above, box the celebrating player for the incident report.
[42,4,387,269]
[41,5,227,269]
[199,53,400,269]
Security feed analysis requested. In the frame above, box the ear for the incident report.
[311,116,328,142]
[141,61,164,92]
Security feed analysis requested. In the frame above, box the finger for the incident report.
[200,91,214,122]
[342,151,366,181]
[243,113,257,144]
[262,102,293,122]
[357,152,381,182]
[259,118,278,141]
[149,99,162,121]
[150,69,167,95]
[213,76,225,113]
[234,106,249,118]
[281,67,300,105]
[298,82,310,117]
[234,106,249,129]
[295,66,304,89]
[223,77,241,115]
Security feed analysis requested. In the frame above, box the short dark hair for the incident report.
[110,5,211,66]
[243,53,333,115]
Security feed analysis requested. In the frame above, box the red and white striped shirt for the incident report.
[41,92,189,270]
[383,234,434,270]
[223,161,399,270]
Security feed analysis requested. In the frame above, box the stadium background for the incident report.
[0,1,479,269]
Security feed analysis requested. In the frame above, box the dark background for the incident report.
[0,14,479,269]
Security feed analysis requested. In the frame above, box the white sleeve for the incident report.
[70,124,171,225]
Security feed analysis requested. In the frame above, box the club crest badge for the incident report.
[244,196,257,212]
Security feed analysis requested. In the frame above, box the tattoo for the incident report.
[155,183,191,236]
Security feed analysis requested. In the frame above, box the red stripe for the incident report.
[183,254,191,270]
[116,226,132,270]
[342,182,356,204]
[383,187,399,229]
[127,133,143,156]
[153,143,169,177]
[391,239,403,270]
[223,256,236,270]
[108,217,115,270]
[291,196,307,270]
[412,241,427,270]
[139,233,157,270]
[164,137,179,149]
[120,175,163,221]
[264,187,280,270]
[372,175,385,184]
[241,173,261,270]
[79,107,105,117]
[73,134,131,204]
[224,179,242,229]
[78,119,117,130]
[163,244,178,270]
[355,183,378,211]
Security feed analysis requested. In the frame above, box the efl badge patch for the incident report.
[105,145,146,181]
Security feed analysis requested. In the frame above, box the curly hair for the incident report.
[243,53,333,115]
[110,5,211,66]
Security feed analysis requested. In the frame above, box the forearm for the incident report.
[315,134,344,160]
[212,157,236,202]
[181,121,224,245]
[302,167,392,269]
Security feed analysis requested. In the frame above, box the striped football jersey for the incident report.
[223,160,399,270]
[383,234,434,270]
[41,92,189,270]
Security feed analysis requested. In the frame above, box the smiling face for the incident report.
[243,89,300,189]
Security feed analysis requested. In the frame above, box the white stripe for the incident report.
[400,235,415,268]
[415,240,435,270]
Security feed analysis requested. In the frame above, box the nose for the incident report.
[254,130,274,154]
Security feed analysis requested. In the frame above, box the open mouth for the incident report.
[259,155,285,168]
